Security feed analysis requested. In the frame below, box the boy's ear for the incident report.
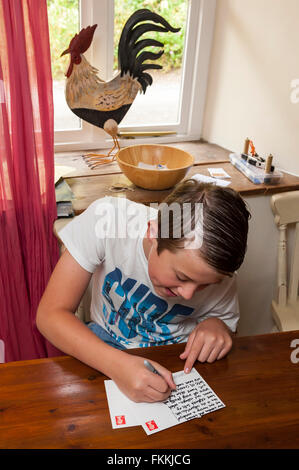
[147,219,158,241]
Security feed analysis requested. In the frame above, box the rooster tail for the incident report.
[118,9,180,93]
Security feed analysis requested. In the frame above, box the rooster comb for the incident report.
[62,24,97,56]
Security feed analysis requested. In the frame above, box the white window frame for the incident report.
[54,0,216,152]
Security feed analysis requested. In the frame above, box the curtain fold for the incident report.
[0,0,62,361]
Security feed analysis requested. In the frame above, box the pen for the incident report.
[144,360,161,376]
[144,360,176,391]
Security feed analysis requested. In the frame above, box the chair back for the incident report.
[271,191,299,306]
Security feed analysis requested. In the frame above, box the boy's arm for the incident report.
[36,250,175,402]
[179,276,238,372]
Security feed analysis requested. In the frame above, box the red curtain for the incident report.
[0,0,61,361]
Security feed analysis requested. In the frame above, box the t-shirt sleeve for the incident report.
[198,274,240,333]
[58,198,111,273]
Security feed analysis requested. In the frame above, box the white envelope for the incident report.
[104,368,225,435]
[104,379,179,432]
[192,173,231,187]
[104,380,140,428]
[207,167,231,179]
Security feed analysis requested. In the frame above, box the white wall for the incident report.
[202,0,299,175]
[201,0,299,336]
[237,194,296,336]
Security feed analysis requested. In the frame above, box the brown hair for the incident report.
[157,179,251,275]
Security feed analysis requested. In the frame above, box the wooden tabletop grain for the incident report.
[55,140,299,215]
[65,162,299,215]
[0,331,298,449]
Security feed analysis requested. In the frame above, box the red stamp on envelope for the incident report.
[145,420,158,431]
[115,415,126,425]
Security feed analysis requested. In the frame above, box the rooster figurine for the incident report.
[61,9,180,167]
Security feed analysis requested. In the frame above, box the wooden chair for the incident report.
[271,191,299,331]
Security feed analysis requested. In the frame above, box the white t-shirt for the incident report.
[59,197,239,349]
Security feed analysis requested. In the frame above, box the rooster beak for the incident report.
[60,48,70,57]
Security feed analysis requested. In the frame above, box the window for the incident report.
[47,0,80,131]
[48,0,216,151]
[113,0,188,128]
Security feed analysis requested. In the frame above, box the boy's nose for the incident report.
[179,283,198,300]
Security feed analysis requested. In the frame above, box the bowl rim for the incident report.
[116,144,194,171]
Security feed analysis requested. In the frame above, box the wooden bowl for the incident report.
[116,144,194,190]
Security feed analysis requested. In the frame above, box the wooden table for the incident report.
[1,331,298,449]
[65,162,299,215]
[55,140,299,215]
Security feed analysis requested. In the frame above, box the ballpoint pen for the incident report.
[144,360,177,391]
[144,359,161,376]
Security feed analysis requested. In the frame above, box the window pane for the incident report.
[114,0,188,127]
[47,0,81,130]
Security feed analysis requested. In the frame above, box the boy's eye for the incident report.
[176,274,186,282]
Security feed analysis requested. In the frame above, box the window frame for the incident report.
[54,0,216,152]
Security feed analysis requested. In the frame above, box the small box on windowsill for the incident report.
[229,153,283,185]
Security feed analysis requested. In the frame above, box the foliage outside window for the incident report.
[47,0,186,81]
[114,0,186,72]
[47,0,79,81]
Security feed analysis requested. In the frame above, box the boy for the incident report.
[36,179,250,403]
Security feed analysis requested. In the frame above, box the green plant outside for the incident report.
[47,0,187,81]
[47,0,79,81]
[114,0,187,72]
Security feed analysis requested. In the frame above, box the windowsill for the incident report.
[54,139,233,179]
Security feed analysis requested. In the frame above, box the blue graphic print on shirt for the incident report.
[102,267,194,344]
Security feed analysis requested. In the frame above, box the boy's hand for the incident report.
[179,318,233,372]
[111,354,176,403]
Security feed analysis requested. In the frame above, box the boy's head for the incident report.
[144,179,250,300]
